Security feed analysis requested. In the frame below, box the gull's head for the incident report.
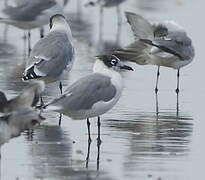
[49,14,67,29]
[94,55,134,72]
[153,21,184,37]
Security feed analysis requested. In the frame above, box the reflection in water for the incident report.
[27,125,111,179]
[105,112,193,177]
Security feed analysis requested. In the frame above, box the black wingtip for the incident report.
[22,66,42,81]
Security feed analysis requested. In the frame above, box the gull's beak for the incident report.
[120,65,134,71]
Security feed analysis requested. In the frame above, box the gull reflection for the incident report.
[105,112,193,175]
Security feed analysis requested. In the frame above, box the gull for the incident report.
[0,107,45,148]
[115,12,195,111]
[44,54,133,143]
[85,0,126,40]
[22,14,75,95]
[0,0,65,53]
[0,80,45,113]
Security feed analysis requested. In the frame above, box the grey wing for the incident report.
[29,31,74,77]
[125,12,154,40]
[50,73,117,111]
[140,32,195,60]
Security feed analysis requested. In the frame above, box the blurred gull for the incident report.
[85,0,126,24]
[44,54,133,143]
[0,80,45,113]
[115,12,195,105]
[0,107,44,148]
[0,0,65,53]
[22,14,75,95]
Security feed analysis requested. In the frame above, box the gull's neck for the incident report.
[50,20,73,40]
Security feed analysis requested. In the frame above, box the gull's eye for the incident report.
[111,59,118,66]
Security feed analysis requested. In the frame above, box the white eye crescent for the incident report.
[111,59,117,65]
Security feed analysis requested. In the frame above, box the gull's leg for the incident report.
[97,116,102,145]
[59,81,63,95]
[58,113,62,126]
[87,118,92,143]
[97,135,101,171]
[40,27,44,38]
[85,137,91,168]
[40,96,44,107]
[176,69,180,115]
[23,31,27,62]
[155,91,159,118]
[155,66,160,94]
[99,6,104,42]
[116,5,122,27]
[28,30,31,56]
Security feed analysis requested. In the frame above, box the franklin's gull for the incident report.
[115,12,195,112]
[0,0,65,53]
[44,54,133,142]
[22,14,75,95]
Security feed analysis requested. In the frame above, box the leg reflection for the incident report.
[155,91,159,119]
[97,138,101,171]
[85,139,91,168]
[176,69,180,116]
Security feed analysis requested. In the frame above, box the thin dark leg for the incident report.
[176,69,180,115]
[99,6,104,43]
[28,30,31,56]
[23,31,27,64]
[59,81,63,95]
[97,137,101,171]
[155,66,160,94]
[58,113,62,126]
[85,138,91,168]
[155,92,159,119]
[40,27,44,38]
[40,96,44,107]
[116,5,122,27]
[97,116,102,145]
[87,118,92,143]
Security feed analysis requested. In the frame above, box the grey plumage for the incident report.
[140,31,194,61]
[25,31,74,80]
[3,0,57,22]
[22,14,75,83]
[114,12,195,68]
[0,81,45,113]
[47,73,116,111]
[0,108,45,146]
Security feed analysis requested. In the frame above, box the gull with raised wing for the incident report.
[115,12,195,112]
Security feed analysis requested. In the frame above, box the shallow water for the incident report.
[0,0,204,179]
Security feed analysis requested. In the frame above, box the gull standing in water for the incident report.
[0,0,64,54]
[115,12,195,113]
[22,14,75,96]
[85,0,126,41]
[44,54,133,143]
